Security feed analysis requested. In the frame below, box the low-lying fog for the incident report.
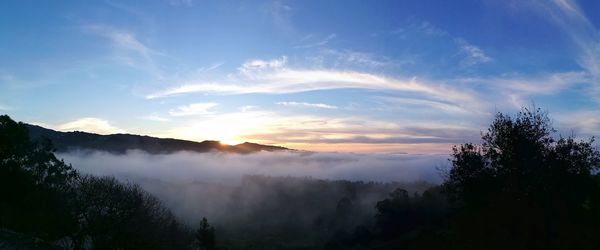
[59,150,448,183]
[59,150,449,228]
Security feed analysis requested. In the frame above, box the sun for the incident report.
[194,122,246,145]
[163,112,273,146]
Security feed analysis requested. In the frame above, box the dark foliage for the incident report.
[0,115,79,240]
[72,176,191,249]
[443,107,600,250]
[3,108,600,250]
[195,217,215,250]
[328,108,600,250]
[0,115,192,249]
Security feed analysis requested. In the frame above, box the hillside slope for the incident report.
[25,124,289,154]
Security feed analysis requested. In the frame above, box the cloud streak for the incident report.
[169,103,218,116]
[82,24,165,78]
[146,57,479,112]
[53,118,125,134]
[138,114,170,122]
[294,33,337,48]
[524,0,600,103]
[276,101,337,109]
[455,38,492,66]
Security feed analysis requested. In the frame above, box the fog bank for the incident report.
[59,150,448,184]
[58,150,448,226]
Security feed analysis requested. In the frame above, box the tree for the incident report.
[74,175,191,249]
[443,107,600,249]
[0,115,193,249]
[195,217,215,250]
[0,115,79,240]
[375,188,414,238]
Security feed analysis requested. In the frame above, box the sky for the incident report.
[1,0,599,153]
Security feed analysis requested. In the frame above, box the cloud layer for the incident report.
[60,150,447,184]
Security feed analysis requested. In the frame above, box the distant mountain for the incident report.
[24,124,290,154]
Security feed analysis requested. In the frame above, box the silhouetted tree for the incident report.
[0,115,79,240]
[74,175,191,249]
[195,217,215,250]
[443,107,600,250]
[0,115,193,249]
[375,188,413,238]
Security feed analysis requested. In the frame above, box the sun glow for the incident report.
[155,111,273,146]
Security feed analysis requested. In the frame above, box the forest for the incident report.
[1,107,600,249]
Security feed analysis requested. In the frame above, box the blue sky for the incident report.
[1,0,599,153]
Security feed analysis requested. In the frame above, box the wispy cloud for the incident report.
[263,1,294,33]
[138,114,170,122]
[84,24,159,59]
[524,0,600,103]
[377,96,469,114]
[555,109,600,136]
[276,101,338,109]
[155,109,478,153]
[417,21,447,36]
[169,103,218,116]
[0,103,12,111]
[294,33,336,48]
[0,70,15,84]
[234,113,478,151]
[240,105,258,112]
[319,49,392,68]
[53,118,125,134]
[82,24,165,78]
[168,0,193,7]
[198,62,224,72]
[238,56,287,74]
[391,21,446,39]
[471,71,588,95]
[455,38,492,66]
[456,71,588,110]
[147,56,478,111]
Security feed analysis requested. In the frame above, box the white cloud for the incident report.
[294,33,337,49]
[483,71,587,95]
[147,58,478,112]
[276,101,338,109]
[455,38,492,66]
[240,105,258,112]
[56,118,125,134]
[320,48,391,68]
[82,24,164,78]
[169,103,218,116]
[555,109,600,136]
[455,71,588,111]
[84,24,158,59]
[524,0,600,103]
[0,103,12,111]
[417,21,447,36]
[138,114,170,122]
[264,1,294,33]
[391,21,446,38]
[238,56,287,74]
[154,108,478,153]
[200,62,224,72]
[168,0,193,6]
[378,97,469,114]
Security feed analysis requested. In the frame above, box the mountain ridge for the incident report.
[24,123,290,154]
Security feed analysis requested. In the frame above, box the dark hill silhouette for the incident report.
[24,124,289,154]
